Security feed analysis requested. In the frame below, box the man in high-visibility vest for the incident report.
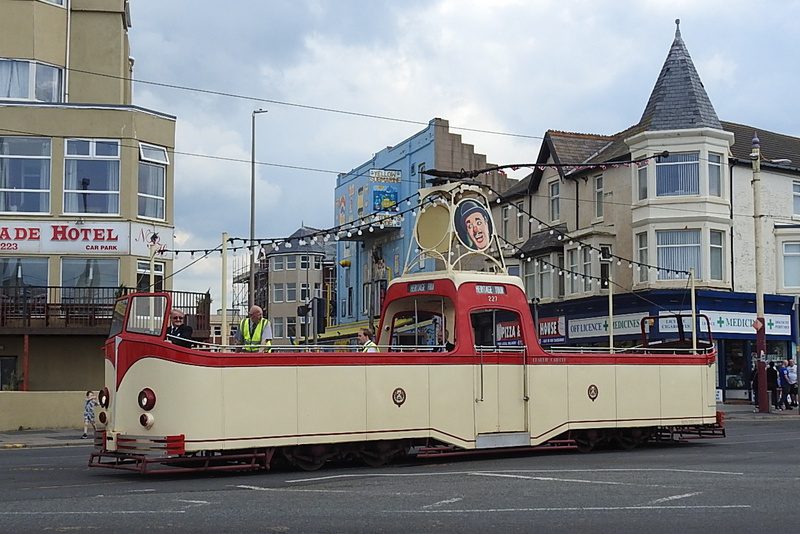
[235,305,273,352]
[357,328,378,353]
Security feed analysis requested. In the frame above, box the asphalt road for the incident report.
[2,420,798,533]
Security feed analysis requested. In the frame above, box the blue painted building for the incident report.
[333,118,510,326]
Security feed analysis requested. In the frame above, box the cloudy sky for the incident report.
[128,0,800,307]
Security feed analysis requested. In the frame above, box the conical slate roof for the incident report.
[639,19,721,131]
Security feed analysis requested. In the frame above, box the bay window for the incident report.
[582,248,592,291]
[656,152,699,196]
[0,137,50,213]
[64,139,120,214]
[794,181,800,216]
[708,153,722,197]
[710,230,724,280]
[656,229,700,279]
[0,59,63,102]
[138,143,168,220]
[637,232,649,282]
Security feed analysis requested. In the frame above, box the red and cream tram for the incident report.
[89,184,723,474]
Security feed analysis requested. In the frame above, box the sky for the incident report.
[128,0,800,309]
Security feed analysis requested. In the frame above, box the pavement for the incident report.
[1,403,797,450]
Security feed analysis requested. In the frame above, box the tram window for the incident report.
[471,309,523,350]
[108,298,127,338]
[383,296,453,352]
[126,295,167,335]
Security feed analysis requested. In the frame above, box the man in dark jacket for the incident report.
[166,309,194,348]
[766,361,780,410]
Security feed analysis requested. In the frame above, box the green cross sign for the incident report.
[603,321,608,331]
[767,319,774,330]
[717,317,725,327]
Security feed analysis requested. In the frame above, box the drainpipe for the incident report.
[729,158,735,288]
[64,1,71,102]
[22,334,29,391]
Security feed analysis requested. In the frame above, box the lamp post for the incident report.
[249,109,268,309]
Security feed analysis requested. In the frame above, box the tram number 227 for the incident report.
[487,295,498,302]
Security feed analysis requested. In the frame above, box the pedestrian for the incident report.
[357,328,378,353]
[766,361,780,411]
[82,391,97,439]
[786,358,798,407]
[235,305,273,352]
[750,363,760,411]
[778,359,792,410]
[166,308,194,348]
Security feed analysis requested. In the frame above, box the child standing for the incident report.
[83,391,97,439]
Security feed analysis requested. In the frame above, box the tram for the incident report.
[89,183,723,474]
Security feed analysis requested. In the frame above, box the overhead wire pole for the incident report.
[751,133,769,413]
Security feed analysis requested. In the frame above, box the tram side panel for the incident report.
[615,364,662,426]
[528,365,569,445]
[297,364,367,445]
[221,365,299,449]
[365,363,430,442]
[566,364,618,429]
[659,364,712,424]
[429,363,476,448]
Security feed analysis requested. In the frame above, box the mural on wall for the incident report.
[372,185,398,212]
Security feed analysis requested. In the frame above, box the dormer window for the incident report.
[656,152,699,196]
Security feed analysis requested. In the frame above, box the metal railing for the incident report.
[546,343,715,355]
[0,285,210,334]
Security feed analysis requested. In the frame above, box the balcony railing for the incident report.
[0,286,211,336]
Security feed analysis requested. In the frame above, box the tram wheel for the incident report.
[574,430,598,453]
[614,431,637,451]
[358,442,399,467]
[284,446,328,472]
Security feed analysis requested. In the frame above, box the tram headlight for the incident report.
[139,413,155,429]
[138,388,156,411]
[98,411,108,425]
[98,387,110,408]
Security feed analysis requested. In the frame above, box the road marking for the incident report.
[391,505,751,514]
[646,492,701,505]
[128,489,156,493]
[236,484,352,494]
[177,499,210,507]
[287,467,742,484]
[19,481,128,491]
[0,511,186,515]
[423,497,463,509]
[469,472,629,486]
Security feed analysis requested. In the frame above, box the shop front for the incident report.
[535,290,797,401]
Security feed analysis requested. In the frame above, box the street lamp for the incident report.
[250,109,268,309]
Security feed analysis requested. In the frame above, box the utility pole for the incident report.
[751,133,769,413]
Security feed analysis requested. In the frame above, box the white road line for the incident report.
[423,497,463,509]
[0,511,186,515]
[128,489,156,493]
[20,481,127,491]
[236,484,352,494]
[469,472,629,486]
[391,505,751,514]
[646,492,701,505]
[287,467,742,484]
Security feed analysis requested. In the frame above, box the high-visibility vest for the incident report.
[362,340,378,353]
[240,318,272,352]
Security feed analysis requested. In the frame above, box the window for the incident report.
[300,255,309,269]
[63,258,119,303]
[537,257,552,299]
[0,137,51,213]
[418,163,426,188]
[64,139,120,214]
[314,256,322,269]
[637,232,649,282]
[794,181,800,216]
[299,316,308,338]
[286,317,297,338]
[656,152,699,196]
[0,257,48,287]
[138,143,168,220]
[314,282,322,298]
[594,175,604,218]
[286,255,296,270]
[784,243,800,287]
[710,230,724,280]
[501,206,510,239]
[362,283,371,315]
[300,283,309,301]
[549,181,560,221]
[273,284,284,303]
[0,59,63,102]
[656,229,700,279]
[516,201,525,239]
[272,256,284,271]
[135,259,163,292]
[568,249,578,294]
[272,317,285,338]
[582,248,592,291]
[286,282,296,302]
[637,163,648,200]
[708,153,722,197]
[471,309,524,349]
